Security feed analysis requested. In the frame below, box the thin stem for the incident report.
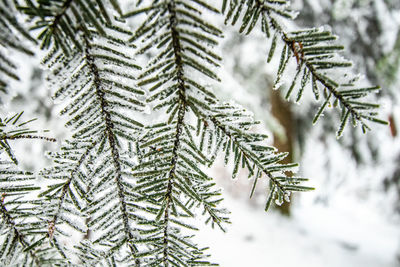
[83,35,140,263]
[51,0,74,30]
[162,1,188,265]
[1,135,56,142]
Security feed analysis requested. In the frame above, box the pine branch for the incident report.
[125,0,226,264]
[160,2,190,265]
[188,99,312,211]
[0,113,65,265]
[43,140,96,235]
[1,112,55,164]
[83,33,139,257]
[0,0,35,97]
[266,15,384,135]
[39,139,102,264]
[124,0,310,263]
[224,0,387,136]
[37,19,146,262]
[73,155,139,266]
[19,0,124,54]
[0,159,63,266]
[0,192,41,266]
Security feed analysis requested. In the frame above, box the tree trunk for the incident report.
[269,89,295,216]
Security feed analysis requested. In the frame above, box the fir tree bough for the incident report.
[0,0,386,266]
[0,0,36,100]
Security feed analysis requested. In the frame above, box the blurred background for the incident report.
[3,0,400,266]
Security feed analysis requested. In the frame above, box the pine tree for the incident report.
[0,0,387,266]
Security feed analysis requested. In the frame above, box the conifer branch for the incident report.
[38,20,144,263]
[208,115,285,188]
[1,112,54,164]
[83,34,139,257]
[19,0,124,53]
[0,0,35,96]
[126,1,225,264]
[265,11,382,132]
[162,2,189,264]
[45,140,96,234]
[224,0,387,136]
[0,159,62,265]
[187,101,311,211]
[0,194,41,266]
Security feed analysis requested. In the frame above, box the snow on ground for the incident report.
[195,191,399,267]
